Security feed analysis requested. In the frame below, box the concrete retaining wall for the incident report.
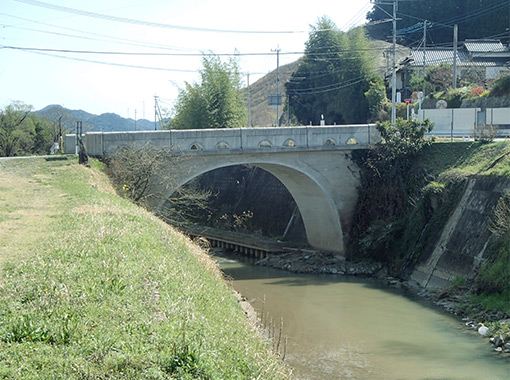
[410,176,510,289]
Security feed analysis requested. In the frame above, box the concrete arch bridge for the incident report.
[69,125,380,255]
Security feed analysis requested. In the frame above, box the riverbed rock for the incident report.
[492,335,505,347]
[478,325,489,336]
[256,250,382,277]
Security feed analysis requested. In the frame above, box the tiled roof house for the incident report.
[395,39,510,99]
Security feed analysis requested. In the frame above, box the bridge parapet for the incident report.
[65,125,379,157]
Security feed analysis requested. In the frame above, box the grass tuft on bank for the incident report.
[0,157,291,379]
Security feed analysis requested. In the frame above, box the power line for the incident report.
[0,43,406,57]
[0,12,204,52]
[10,48,199,72]
[14,0,309,34]
[395,0,508,32]
[287,77,368,95]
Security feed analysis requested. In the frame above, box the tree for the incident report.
[364,78,388,122]
[349,118,434,264]
[0,102,31,157]
[366,0,509,47]
[0,102,56,157]
[285,18,379,125]
[425,63,453,92]
[105,145,212,227]
[170,56,246,129]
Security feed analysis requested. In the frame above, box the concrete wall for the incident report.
[64,125,380,156]
[410,176,510,289]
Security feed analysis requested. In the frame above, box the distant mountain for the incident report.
[36,105,156,133]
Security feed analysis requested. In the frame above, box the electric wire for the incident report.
[14,0,312,34]
[0,12,204,52]
[15,48,200,72]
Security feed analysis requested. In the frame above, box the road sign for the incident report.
[268,94,283,106]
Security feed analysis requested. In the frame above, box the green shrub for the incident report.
[475,235,510,295]
[489,74,510,98]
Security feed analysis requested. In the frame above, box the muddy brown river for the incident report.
[216,253,510,380]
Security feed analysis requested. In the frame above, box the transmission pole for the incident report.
[247,72,251,127]
[453,24,458,89]
[273,46,281,126]
[423,20,427,75]
[154,95,158,130]
[422,19,426,110]
[391,0,398,124]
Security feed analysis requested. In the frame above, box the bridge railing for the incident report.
[64,125,380,157]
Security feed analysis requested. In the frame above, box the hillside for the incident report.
[36,104,155,133]
[246,40,408,127]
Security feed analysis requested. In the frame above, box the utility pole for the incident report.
[371,0,398,122]
[247,72,251,127]
[154,95,158,130]
[134,109,137,131]
[423,20,427,76]
[422,19,427,111]
[453,24,458,89]
[391,0,398,124]
[272,46,281,126]
[287,95,290,126]
[58,115,62,153]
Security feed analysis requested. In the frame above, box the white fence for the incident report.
[418,108,510,138]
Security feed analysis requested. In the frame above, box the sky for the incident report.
[1,0,372,119]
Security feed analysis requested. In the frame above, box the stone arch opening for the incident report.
[283,139,296,147]
[156,158,345,254]
[324,138,336,146]
[163,165,306,242]
[190,142,204,150]
[258,140,272,148]
[216,141,230,150]
[346,137,358,145]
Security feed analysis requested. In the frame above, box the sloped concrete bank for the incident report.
[409,175,510,291]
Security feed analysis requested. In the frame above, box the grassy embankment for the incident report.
[0,157,292,379]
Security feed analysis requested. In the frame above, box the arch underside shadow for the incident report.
[157,159,345,254]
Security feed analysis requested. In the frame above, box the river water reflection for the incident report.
[215,252,510,380]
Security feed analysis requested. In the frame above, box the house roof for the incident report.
[408,49,480,67]
[404,39,510,69]
[463,39,509,54]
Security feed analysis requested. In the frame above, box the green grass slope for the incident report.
[0,157,291,379]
